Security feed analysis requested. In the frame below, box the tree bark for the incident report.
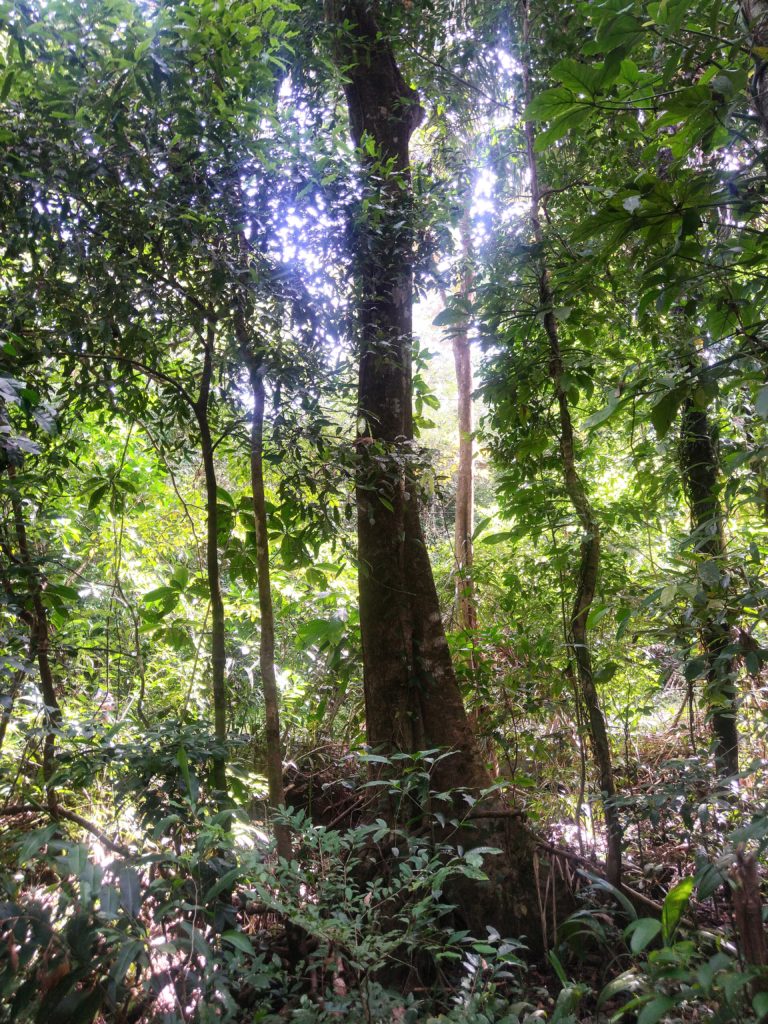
[0,668,22,753]
[741,0,768,134]
[192,329,228,798]
[248,359,292,862]
[679,394,738,774]
[330,0,542,945]
[521,1,622,887]
[4,463,61,806]
[452,216,477,631]
[333,0,485,788]
[732,850,767,967]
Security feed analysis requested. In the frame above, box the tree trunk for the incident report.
[248,360,292,861]
[5,463,61,806]
[732,850,767,968]
[331,0,542,945]
[521,2,622,887]
[741,1,768,134]
[0,668,22,752]
[452,216,477,631]
[679,394,738,774]
[193,330,228,798]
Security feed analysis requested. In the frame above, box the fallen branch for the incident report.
[0,802,132,858]
[467,808,526,820]
[534,838,695,926]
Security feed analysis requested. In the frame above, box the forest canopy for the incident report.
[0,0,767,1021]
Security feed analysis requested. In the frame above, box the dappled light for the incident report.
[1,0,768,1022]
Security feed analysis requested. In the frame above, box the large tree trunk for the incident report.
[679,395,738,774]
[741,1,768,134]
[331,0,542,945]
[521,2,622,887]
[334,0,484,789]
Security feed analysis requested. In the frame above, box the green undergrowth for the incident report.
[0,741,766,1023]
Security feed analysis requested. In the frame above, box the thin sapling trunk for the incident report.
[521,1,622,886]
[248,360,292,861]
[193,329,228,798]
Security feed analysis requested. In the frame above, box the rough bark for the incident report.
[192,330,228,797]
[248,360,292,862]
[679,394,738,774]
[334,0,485,789]
[732,850,767,967]
[521,2,622,887]
[741,0,768,134]
[331,0,542,945]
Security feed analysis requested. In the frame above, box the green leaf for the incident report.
[221,930,255,956]
[177,745,194,799]
[523,86,581,121]
[171,565,189,590]
[143,586,178,603]
[697,560,720,587]
[0,71,15,101]
[296,617,345,650]
[625,917,661,953]
[534,105,593,150]
[584,390,626,430]
[481,531,515,545]
[593,12,644,54]
[550,58,609,94]
[433,307,469,328]
[594,661,618,684]
[118,864,141,917]
[204,867,241,903]
[583,872,637,920]
[684,657,708,682]
[596,968,640,1008]
[756,384,768,420]
[638,995,676,1024]
[111,938,145,984]
[650,386,685,438]
[46,583,80,602]
[17,824,58,864]
[51,987,104,1024]
[548,949,569,986]
[88,482,110,509]
[661,876,693,944]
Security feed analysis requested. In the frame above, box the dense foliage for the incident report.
[0,0,767,1021]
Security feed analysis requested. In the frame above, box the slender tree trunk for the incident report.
[0,668,22,752]
[193,330,228,797]
[521,2,622,886]
[5,464,61,807]
[248,360,291,861]
[330,0,542,945]
[741,1,768,134]
[452,216,477,631]
[679,394,738,774]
